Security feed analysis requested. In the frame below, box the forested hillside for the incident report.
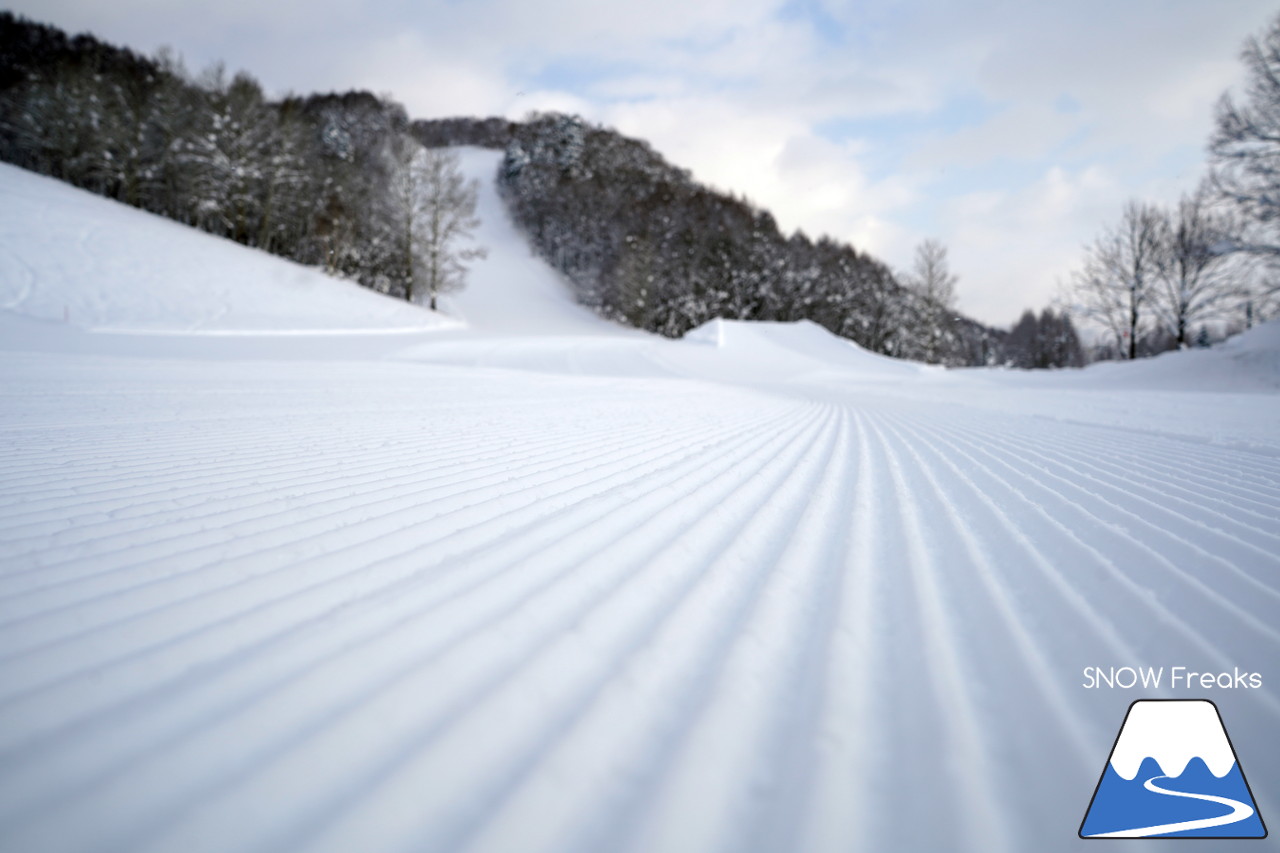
[417,113,1003,362]
[0,12,438,301]
[0,11,1005,364]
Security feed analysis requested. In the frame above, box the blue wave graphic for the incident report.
[1081,757,1265,838]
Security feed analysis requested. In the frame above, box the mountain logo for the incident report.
[1080,699,1267,839]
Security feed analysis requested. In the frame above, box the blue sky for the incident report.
[11,0,1278,325]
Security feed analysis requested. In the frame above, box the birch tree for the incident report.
[392,142,485,310]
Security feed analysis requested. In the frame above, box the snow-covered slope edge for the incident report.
[441,149,631,336]
[1081,321,1280,392]
[0,162,455,334]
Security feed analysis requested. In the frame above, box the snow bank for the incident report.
[1123,321,1280,392]
[998,322,1280,393]
[679,318,929,381]
[0,162,456,334]
[396,318,933,384]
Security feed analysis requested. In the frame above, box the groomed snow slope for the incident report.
[438,149,634,336]
[0,162,455,334]
[1,154,1278,853]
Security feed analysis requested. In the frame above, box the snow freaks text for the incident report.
[1082,667,1264,690]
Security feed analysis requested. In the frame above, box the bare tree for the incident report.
[1156,187,1246,347]
[1071,200,1166,360]
[391,142,485,310]
[1211,12,1280,256]
[904,238,958,362]
[1209,12,1280,324]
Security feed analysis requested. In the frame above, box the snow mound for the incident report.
[398,318,929,384]
[1216,320,1280,376]
[0,162,455,334]
[1078,321,1280,392]
[674,318,930,382]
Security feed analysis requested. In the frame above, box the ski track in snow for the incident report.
[1,154,1279,852]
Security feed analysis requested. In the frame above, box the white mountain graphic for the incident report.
[1081,699,1266,839]
[1108,699,1237,780]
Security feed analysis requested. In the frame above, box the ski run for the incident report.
[0,151,1278,852]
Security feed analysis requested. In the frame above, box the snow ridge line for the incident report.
[935,411,1280,552]
[0,399,810,715]
[594,408,852,853]
[730,410,860,853]
[863,407,1138,845]
[1000,409,1280,500]
[897,411,1280,627]
[0,394,808,809]
[0,387,684,484]
[0,407,653,532]
[880,409,1280,630]
[0,397,783,610]
[865,410,1145,661]
[103,404,841,853]
[789,407,884,853]
[861,411,1015,853]
[869,410,1104,759]
[932,416,1280,612]
[1031,416,1280,490]
[0,402,824,840]
[0,391,762,566]
[877,410,1280,668]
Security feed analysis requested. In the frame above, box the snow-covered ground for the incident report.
[1,152,1277,852]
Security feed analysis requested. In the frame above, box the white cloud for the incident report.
[911,105,1077,171]
[333,31,513,118]
[936,165,1129,327]
[603,97,916,260]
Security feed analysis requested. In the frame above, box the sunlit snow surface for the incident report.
[0,152,1277,852]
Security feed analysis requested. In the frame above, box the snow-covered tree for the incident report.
[255,101,315,254]
[175,67,276,243]
[1008,308,1084,368]
[902,238,959,363]
[4,65,107,189]
[391,142,485,310]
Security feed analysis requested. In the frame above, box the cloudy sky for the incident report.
[11,0,1278,326]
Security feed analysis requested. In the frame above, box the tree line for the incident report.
[1069,11,1280,359]
[0,12,482,310]
[485,112,1005,364]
